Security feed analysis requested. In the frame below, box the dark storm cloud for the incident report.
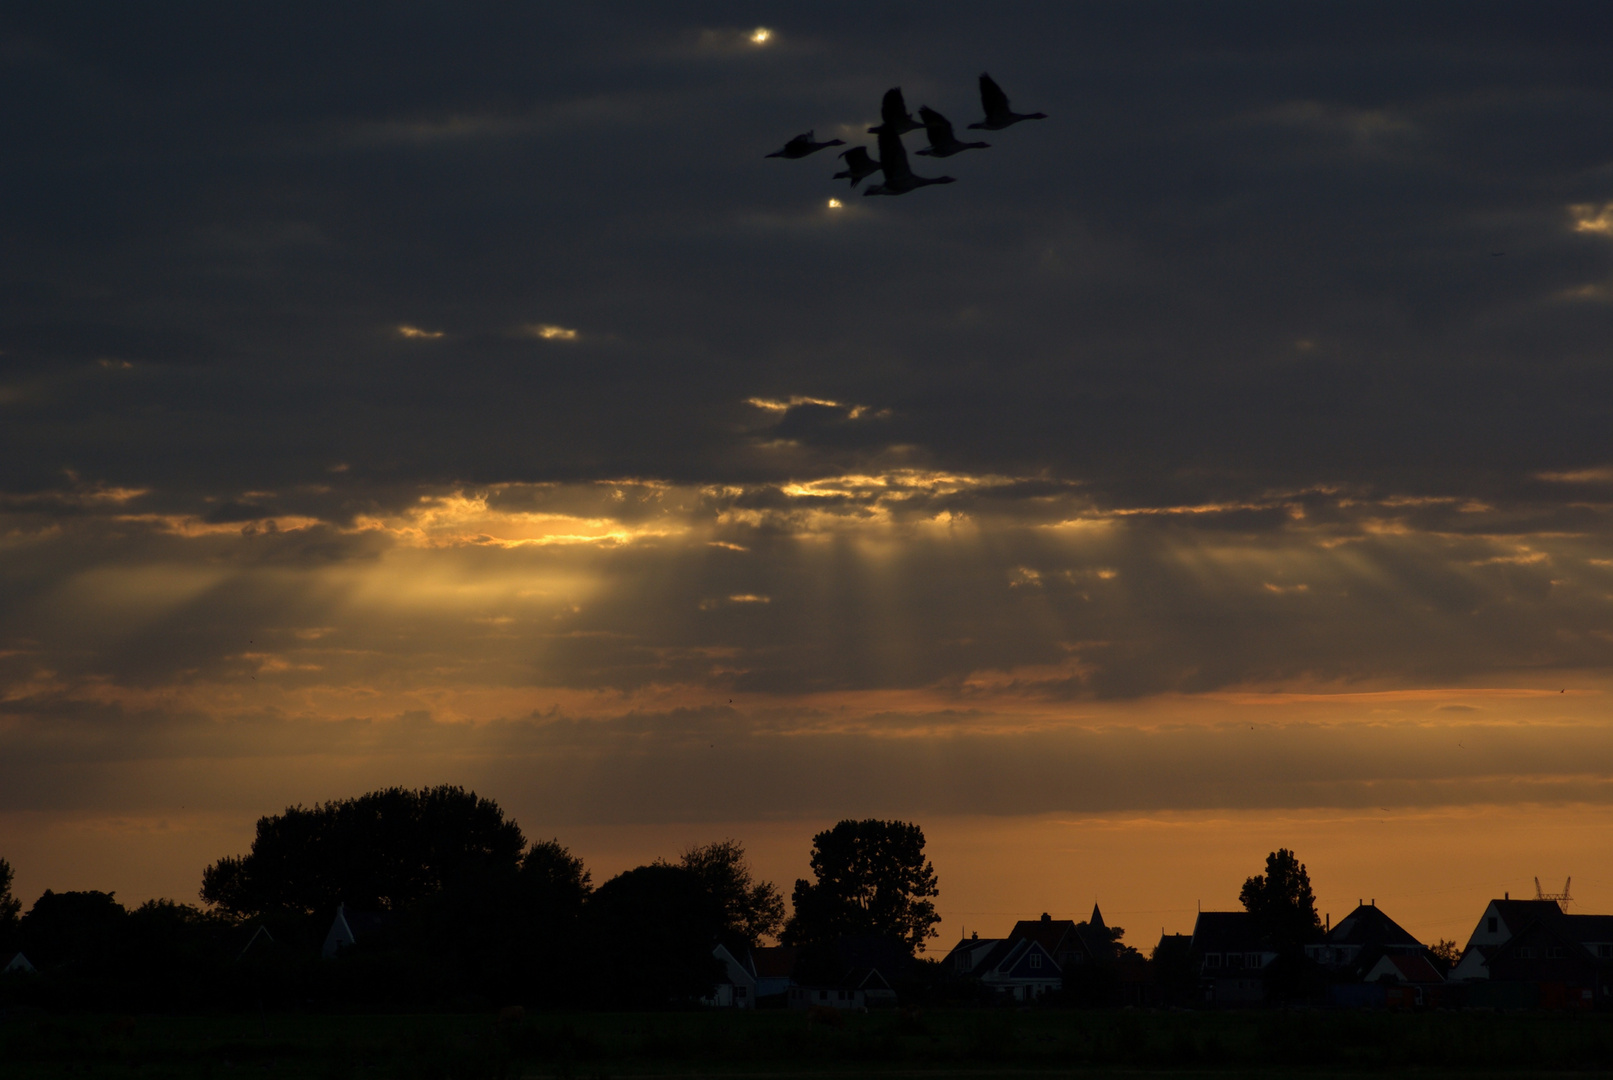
[7,3,1613,832]
[4,2,1612,509]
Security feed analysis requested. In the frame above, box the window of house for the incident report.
[1517,947,1537,959]
[1488,917,1498,933]
[1249,953,1263,967]
[1599,945,1612,958]
[1029,953,1042,969]
[1548,946,1565,959]
[1206,954,1221,968]
[1227,953,1244,968]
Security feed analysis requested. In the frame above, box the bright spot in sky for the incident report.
[1571,202,1613,235]
[396,325,444,339]
[527,323,579,341]
[827,198,843,209]
[750,27,772,45]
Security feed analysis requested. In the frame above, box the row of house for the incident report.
[1171,894,1613,1009]
[693,892,1613,1011]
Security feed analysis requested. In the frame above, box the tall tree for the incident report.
[1239,848,1322,946]
[586,864,724,1007]
[782,819,940,954]
[200,785,525,916]
[19,889,127,969]
[675,839,784,946]
[0,858,20,952]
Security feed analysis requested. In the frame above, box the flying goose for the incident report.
[833,146,882,186]
[915,105,990,157]
[765,130,846,159]
[863,127,955,196]
[867,87,925,135]
[968,73,1047,130]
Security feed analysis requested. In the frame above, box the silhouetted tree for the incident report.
[782,819,940,954]
[673,839,783,946]
[586,864,724,1007]
[0,859,19,950]
[405,838,594,1007]
[1429,937,1461,970]
[200,785,525,916]
[19,890,127,969]
[1238,848,1322,947]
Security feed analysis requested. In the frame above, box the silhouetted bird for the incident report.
[833,146,882,186]
[864,127,955,196]
[969,73,1047,130]
[915,106,990,157]
[868,87,925,135]
[766,130,846,159]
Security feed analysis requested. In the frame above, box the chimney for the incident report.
[1041,912,1051,922]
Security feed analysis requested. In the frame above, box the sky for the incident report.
[4,2,1613,949]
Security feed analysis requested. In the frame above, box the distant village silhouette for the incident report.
[1,787,1607,1013]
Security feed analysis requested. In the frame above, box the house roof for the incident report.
[1374,953,1444,984]
[1490,899,1562,934]
[1191,911,1266,953]
[1008,916,1078,956]
[751,945,799,979]
[1327,904,1422,949]
[1565,914,1613,942]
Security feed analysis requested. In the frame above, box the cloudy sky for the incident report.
[4,2,1613,945]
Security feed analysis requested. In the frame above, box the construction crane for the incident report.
[1535,877,1572,909]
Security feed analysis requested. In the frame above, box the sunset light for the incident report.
[5,8,1613,1029]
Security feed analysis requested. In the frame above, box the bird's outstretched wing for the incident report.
[877,127,911,182]
[979,73,1009,117]
[881,87,911,129]
[842,146,875,169]
[919,105,956,143]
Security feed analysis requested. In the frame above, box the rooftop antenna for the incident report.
[1535,877,1572,910]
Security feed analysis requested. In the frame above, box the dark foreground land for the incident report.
[6,1007,1613,1080]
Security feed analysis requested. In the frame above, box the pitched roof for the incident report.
[1327,904,1422,949]
[1564,914,1613,942]
[1380,953,1444,984]
[750,945,799,979]
[1191,911,1266,953]
[1008,916,1078,956]
[1491,899,1562,933]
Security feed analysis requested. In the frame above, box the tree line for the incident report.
[0,786,943,1011]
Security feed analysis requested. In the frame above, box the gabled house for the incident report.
[1005,906,1117,972]
[1190,911,1277,1005]
[1363,952,1444,986]
[750,945,799,1001]
[3,952,34,975]
[1306,902,1426,978]
[1484,912,1613,1009]
[321,903,393,959]
[706,942,758,1008]
[980,938,1063,1001]
[944,933,1003,977]
[1449,898,1563,981]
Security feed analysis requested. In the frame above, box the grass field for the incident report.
[5,1007,1613,1079]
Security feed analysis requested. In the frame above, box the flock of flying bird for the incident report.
[766,73,1047,196]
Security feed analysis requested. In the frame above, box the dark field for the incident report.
[6,1008,1613,1080]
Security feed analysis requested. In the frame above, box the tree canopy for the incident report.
[1239,848,1322,946]
[782,819,940,954]
[200,785,526,916]
[586,864,724,1007]
[0,858,19,942]
[674,839,783,947]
